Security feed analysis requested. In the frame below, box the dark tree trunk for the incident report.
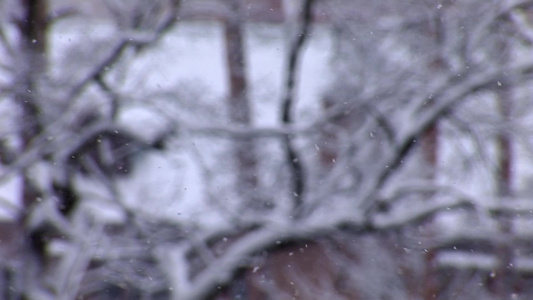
[13,1,49,298]
[493,87,514,300]
[421,5,445,298]
[17,0,48,144]
[280,0,315,212]
[421,123,440,300]
[496,97,513,198]
[223,0,259,204]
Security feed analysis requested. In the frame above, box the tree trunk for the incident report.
[421,5,445,297]
[280,0,315,212]
[493,87,514,300]
[14,1,49,298]
[223,0,259,206]
[17,0,47,146]
[421,123,440,300]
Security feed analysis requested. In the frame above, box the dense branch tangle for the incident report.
[2,1,533,299]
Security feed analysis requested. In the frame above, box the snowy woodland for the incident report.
[2,0,533,299]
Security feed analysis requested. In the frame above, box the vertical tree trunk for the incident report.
[13,1,49,298]
[420,4,446,297]
[496,97,513,198]
[17,0,47,147]
[224,0,259,205]
[421,124,440,300]
[493,88,514,300]
[281,0,315,212]
[17,0,48,205]
[421,124,438,178]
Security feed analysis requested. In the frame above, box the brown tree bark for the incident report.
[421,125,440,300]
[420,5,445,299]
[496,96,513,198]
[493,85,515,300]
[223,0,259,205]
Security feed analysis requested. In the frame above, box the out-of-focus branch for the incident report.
[170,191,476,300]
[358,60,533,215]
[281,0,316,211]
[66,0,181,106]
[509,9,533,45]
[0,1,183,183]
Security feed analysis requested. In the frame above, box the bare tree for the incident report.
[2,0,533,299]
